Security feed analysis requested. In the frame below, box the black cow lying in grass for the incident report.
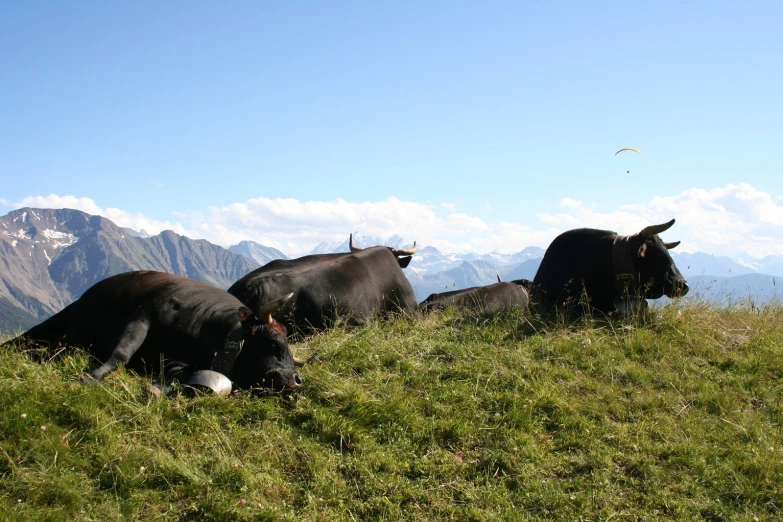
[529,219,689,317]
[229,234,418,334]
[419,279,530,315]
[4,271,303,393]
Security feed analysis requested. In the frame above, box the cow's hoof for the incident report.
[146,382,163,399]
[80,373,98,385]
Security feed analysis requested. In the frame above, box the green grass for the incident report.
[1,303,782,521]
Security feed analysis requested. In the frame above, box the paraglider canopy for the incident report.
[615,147,644,156]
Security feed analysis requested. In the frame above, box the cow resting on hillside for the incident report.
[5,271,302,393]
[419,278,530,315]
[229,234,418,333]
[529,219,689,317]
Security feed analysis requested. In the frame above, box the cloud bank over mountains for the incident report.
[12,183,783,259]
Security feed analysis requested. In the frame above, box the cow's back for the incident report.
[229,247,416,330]
[65,271,243,366]
[532,228,617,311]
[422,282,528,314]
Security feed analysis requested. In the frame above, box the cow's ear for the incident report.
[638,243,647,258]
[239,306,256,329]
[397,255,413,269]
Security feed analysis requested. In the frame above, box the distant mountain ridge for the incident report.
[0,208,259,333]
[227,231,783,303]
[3,207,782,333]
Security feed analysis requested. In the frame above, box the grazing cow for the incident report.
[228,235,418,332]
[419,280,529,314]
[530,219,689,316]
[5,271,302,392]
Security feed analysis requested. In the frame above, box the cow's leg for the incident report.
[83,317,151,382]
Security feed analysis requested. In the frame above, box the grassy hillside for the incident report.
[1,304,782,521]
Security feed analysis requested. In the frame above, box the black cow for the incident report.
[419,279,529,314]
[228,234,418,332]
[5,271,303,391]
[530,219,689,316]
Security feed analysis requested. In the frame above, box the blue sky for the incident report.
[1,1,781,256]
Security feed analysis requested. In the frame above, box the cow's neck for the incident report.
[210,327,246,378]
[612,235,638,299]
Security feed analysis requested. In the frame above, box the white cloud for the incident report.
[620,183,783,258]
[186,197,452,254]
[16,195,104,216]
[558,197,582,209]
[538,183,783,258]
[9,183,783,259]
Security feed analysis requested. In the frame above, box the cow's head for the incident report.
[231,293,304,391]
[627,219,689,299]
[349,233,417,268]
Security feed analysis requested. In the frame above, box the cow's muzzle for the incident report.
[261,370,304,391]
[287,372,304,390]
[667,280,689,299]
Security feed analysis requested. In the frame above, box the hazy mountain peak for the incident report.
[308,232,415,255]
[229,240,288,265]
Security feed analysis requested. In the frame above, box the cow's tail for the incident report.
[2,304,73,354]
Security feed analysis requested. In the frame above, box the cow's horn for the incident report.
[260,292,294,324]
[639,219,675,238]
[390,241,417,257]
[664,241,681,250]
[497,274,502,283]
[349,233,363,252]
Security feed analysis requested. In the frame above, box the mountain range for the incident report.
[0,208,259,333]
[1,207,781,334]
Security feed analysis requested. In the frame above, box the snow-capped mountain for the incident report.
[0,208,258,328]
[406,246,465,276]
[229,241,288,265]
[307,233,412,255]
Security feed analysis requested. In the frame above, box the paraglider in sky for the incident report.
[616,147,643,174]
[615,147,644,156]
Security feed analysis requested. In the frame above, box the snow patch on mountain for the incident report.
[40,229,78,248]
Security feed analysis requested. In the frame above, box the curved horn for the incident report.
[390,241,417,257]
[260,292,294,324]
[349,233,363,252]
[639,219,675,238]
[497,274,502,283]
[664,241,680,250]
